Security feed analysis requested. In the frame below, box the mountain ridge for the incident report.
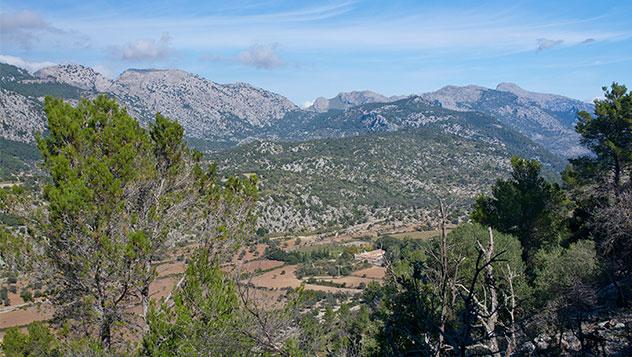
[308,90,408,112]
[0,62,300,145]
[421,83,593,157]
[1,61,591,158]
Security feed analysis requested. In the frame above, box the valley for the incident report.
[1,58,629,356]
[0,220,442,337]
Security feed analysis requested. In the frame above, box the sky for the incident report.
[1,0,631,106]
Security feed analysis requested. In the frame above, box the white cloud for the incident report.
[110,33,173,62]
[65,3,625,56]
[536,38,564,51]
[0,54,56,73]
[237,44,284,69]
[302,100,314,108]
[200,43,285,70]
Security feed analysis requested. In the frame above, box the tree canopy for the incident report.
[471,157,570,272]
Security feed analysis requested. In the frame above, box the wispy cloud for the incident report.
[0,54,56,72]
[237,44,284,69]
[0,9,90,50]
[109,33,173,62]
[0,10,61,48]
[200,43,285,70]
[39,1,626,59]
[536,38,564,51]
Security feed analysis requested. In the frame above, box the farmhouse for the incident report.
[354,249,385,266]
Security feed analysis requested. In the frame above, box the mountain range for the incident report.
[0,63,299,148]
[0,61,592,231]
[422,83,593,157]
[1,62,591,156]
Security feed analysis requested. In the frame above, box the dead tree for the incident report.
[434,199,454,356]
[502,265,519,356]
[453,227,508,357]
[234,272,301,356]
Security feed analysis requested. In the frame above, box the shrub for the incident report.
[20,288,33,303]
[533,240,598,304]
[1,322,60,356]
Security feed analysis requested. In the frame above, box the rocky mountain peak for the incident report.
[114,68,202,88]
[35,64,112,92]
[495,82,524,93]
[308,90,405,112]
[108,67,298,137]
[310,97,330,112]
[496,82,553,102]
[422,85,488,110]
[496,82,593,112]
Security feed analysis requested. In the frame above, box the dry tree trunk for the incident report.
[482,227,500,357]
[504,265,518,356]
[436,199,449,357]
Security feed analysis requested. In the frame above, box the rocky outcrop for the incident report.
[518,315,632,356]
[35,64,112,92]
[308,90,406,112]
[422,83,593,158]
[108,69,298,138]
[0,88,45,143]
[0,63,299,144]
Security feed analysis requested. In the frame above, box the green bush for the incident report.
[533,240,598,304]
[1,322,60,356]
[20,288,33,303]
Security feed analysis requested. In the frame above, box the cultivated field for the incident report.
[0,223,428,336]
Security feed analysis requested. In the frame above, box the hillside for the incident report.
[0,138,40,180]
[212,110,564,233]
[0,63,300,149]
[1,62,569,231]
[422,83,593,157]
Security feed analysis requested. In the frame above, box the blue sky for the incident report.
[1,0,631,106]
